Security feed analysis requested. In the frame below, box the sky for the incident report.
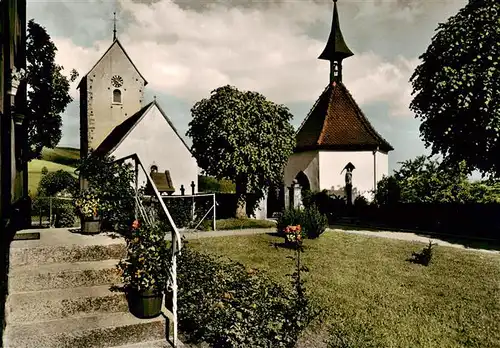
[26,0,469,174]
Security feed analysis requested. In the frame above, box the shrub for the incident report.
[54,202,76,228]
[278,207,328,239]
[76,153,135,233]
[277,208,304,236]
[354,195,369,207]
[163,197,192,228]
[302,206,328,239]
[409,240,435,266]
[176,244,318,348]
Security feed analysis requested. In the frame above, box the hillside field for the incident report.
[28,147,79,196]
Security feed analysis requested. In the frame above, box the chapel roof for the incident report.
[76,39,148,89]
[318,0,354,62]
[94,99,192,156]
[295,82,393,153]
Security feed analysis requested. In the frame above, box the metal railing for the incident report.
[113,153,182,347]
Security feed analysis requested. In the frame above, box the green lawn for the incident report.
[215,218,276,230]
[186,230,500,348]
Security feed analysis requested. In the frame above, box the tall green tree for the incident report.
[410,0,500,177]
[187,85,295,218]
[375,155,500,204]
[25,19,78,162]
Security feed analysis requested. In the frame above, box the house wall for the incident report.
[110,105,199,195]
[284,151,320,190]
[318,150,389,201]
[84,42,145,152]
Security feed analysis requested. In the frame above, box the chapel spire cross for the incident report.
[318,0,354,84]
[113,12,117,41]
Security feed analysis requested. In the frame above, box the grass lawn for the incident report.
[215,218,276,230]
[186,230,500,348]
[40,147,80,167]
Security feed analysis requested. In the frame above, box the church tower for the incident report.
[77,14,147,158]
[283,0,394,203]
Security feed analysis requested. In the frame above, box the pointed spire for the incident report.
[113,12,117,41]
[319,0,353,83]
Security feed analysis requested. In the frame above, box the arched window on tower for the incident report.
[113,89,122,104]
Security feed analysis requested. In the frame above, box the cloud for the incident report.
[48,0,426,119]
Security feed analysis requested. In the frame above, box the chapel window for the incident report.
[113,89,122,104]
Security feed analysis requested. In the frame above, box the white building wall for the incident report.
[318,150,389,201]
[110,105,199,194]
[284,151,320,190]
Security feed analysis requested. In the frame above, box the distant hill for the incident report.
[28,147,80,196]
[40,147,80,167]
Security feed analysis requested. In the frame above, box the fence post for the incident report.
[213,194,216,231]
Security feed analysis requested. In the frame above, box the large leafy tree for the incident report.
[375,155,500,204]
[187,85,295,218]
[25,19,78,161]
[410,0,500,177]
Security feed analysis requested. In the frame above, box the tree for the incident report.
[187,85,295,218]
[410,0,500,177]
[375,155,500,204]
[37,170,78,197]
[25,19,78,162]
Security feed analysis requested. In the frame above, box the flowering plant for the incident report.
[117,220,170,292]
[283,225,304,246]
[74,190,100,218]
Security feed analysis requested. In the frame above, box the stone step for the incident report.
[3,311,166,348]
[109,339,176,347]
[6,285,128,324]
[8,259,122,292]
[10,241,127,267]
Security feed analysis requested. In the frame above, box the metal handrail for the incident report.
[113,153,181,347]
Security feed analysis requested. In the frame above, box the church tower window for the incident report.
[113,89,122,104]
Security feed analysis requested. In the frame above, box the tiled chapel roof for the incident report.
[295,82,394,153]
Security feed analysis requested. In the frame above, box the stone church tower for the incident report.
[77,28,147,158]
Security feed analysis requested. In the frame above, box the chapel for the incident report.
[284,0,394,203]
[77,19,198,194]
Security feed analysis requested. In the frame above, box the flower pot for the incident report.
[81,217,101,234]
[127,288,163,319]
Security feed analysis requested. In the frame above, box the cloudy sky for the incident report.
[26,0,468,173]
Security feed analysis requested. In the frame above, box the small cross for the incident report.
[112,12,117,41]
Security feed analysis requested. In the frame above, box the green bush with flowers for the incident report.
[74,190,101,219]
[117,220,170,292]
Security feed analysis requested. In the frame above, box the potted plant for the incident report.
[74,189,101,234]
[117,220,170,318]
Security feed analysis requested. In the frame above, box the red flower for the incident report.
[131,220,140,230]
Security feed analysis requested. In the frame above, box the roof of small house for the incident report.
[146,170,175,193]
[295,82,394,153]
[77,39,148,89]
[94,99,192,156]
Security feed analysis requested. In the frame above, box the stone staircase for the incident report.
[3,228,176,348]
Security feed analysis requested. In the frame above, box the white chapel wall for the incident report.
[284,151,320,190]
[86,43,145,150]
[318,150,389,201]
[110,105,199,195]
